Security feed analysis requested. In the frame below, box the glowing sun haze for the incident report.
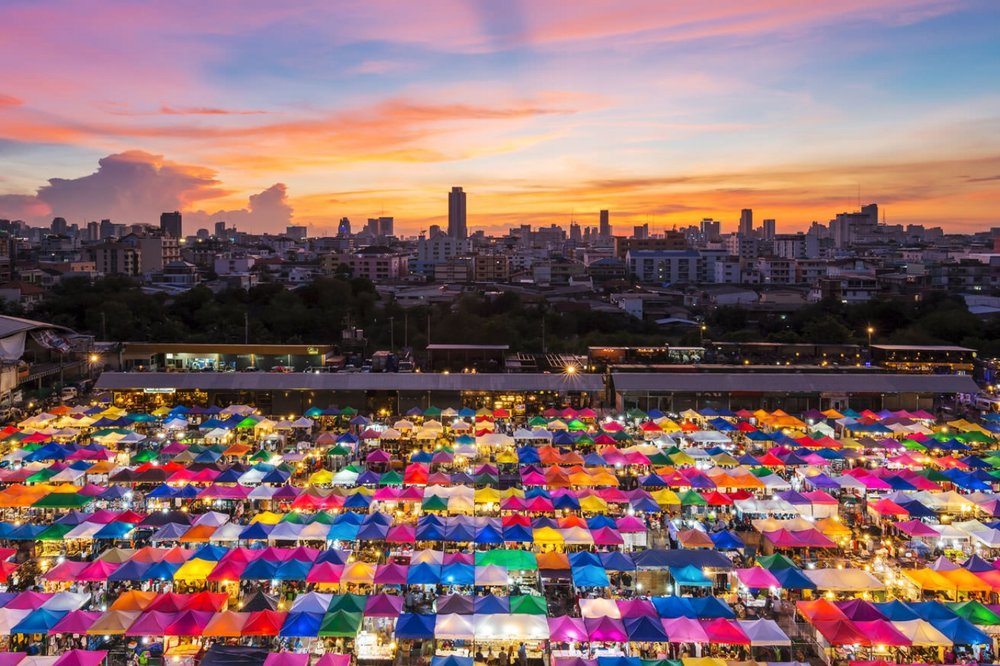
[1,0,998,235]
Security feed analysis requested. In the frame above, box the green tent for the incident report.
[318,610,362,637]
[33,493,92,509]
[424,406,442,417]
[339,406,358,416]
[328,444,353,457]
[236,417,259,429]
[249,449,271,461]
[757,553,798,570]
[421,495,449,511]
[379,471,403,486]
[527,416,548,427]
[26,469,59,484]
[280,512,308,524]
[626,408,648,419]
[647,452,672,466]
[509,595,547,615]
[678,489,707,506]
[567,419,588,431]
[36,524,74,540]
[309,512,336,525]
[131,450,158,463]
[327,594,367,614]
[476,549,537,571]
[947,600,1000,626]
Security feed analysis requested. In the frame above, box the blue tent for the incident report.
[406,563,441,585]
[440,563,474,586]
[553,494,581,510]
[11,608,67,634]
[711,530,744,550]
[598,551,635,571]
[650,596,697,619]
[108,560,152,581]
[142,560,181,580]
[239,523,273,540]
[474,594,509,614]
[316,550,350,565]
[587,515,617,530]
[395,613,436,639]
[516,447,541,464]
[571,565,610,588]
[275,559,312,580]
[770,567,817,590]
[473,524,504,544]
[431,657,473,666]
[241,559,280,580]
[689,596,735,619]
[442,522,475,542]
[7,524,46,540]
[624,616,668,642]
[502,525,533,542]
[670,564,712,587]
[873,601,920,621]
[931,617,991,645]
[909,601,956,621]
[355,521,389,540]
[280,612,323,637]
[93,521,135,540]
[192,544,228,561]
[569,552,602,568]
[326,523,360,541]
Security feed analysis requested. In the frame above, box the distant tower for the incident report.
[160,211,182,238]
[448,187,467,239]
[337,217,352,237]
[739,209,753,237]
[599,210,611,238]
[762,219,776,240]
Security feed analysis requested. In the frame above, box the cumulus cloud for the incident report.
[185,183,293,231]
[0,151,292,231]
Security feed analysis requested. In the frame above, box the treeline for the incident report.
[4,277,997,356]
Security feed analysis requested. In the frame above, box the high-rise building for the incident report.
[739,209,753,237]
[214,221,227,238]
[699,218,721,242]
[762,218,776,240]
[286,225,307,240]
[160,211,182,238]
[448,187,467,239]
[337,217,352,237]
[99,219,116,240]
[377,217,394,237]
[632,224,649,240]
[86,221,100,242]
[569,223,582,242]
[599,210,611,238]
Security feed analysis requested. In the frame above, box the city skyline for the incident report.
[1,1,999,234]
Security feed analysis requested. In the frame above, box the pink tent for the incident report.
[662,617,709,643]
[313,655,350,666]
[49,611,101,635]
[163,610,214,636]
[6,592,53,609]
[895,520,939,538]
[0,655,25,666]
[584,616,627,641]
[306,563,344,584]
[363,594,403,618]
[737,567,780,589]
[591,528,624,545]
[616,599,656,618]
[385,525,416,544]
[374,563,409,585]
[52,652,108,666]
[264,654,309,666]
[126,611,178,636]
[701,618,749,644]
[42,561,87,582]
[615,516,646,533]
[548,616,587,642]
[77,560,120,582]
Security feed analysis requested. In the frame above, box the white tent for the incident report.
[474,564,509,586]
[210,523,245,541]
[804,568,885,592]
[474,614,549,641]
[435,613,475,640]
[892,619,953,647]
[579,598,621,619]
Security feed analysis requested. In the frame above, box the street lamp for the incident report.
[699,324,707,346]
[866,325,875,348]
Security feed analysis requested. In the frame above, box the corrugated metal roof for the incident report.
[95,372,604,392]
[0,314,73,339]
[611,372,978,394]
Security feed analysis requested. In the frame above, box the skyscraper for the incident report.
[739,209,753,237]
[599,210,611,238]
[377,217,394,237]
[160,211,182,238]
[337,217,352,237]
[214,221,227,238]
[448,187,467,239]
[762,218,776,240]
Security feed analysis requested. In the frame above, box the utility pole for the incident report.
[389,316,395,352]
[100,311,107,341]
[541,315,547,354]
[244,311,249,345]
[404,311,408,348]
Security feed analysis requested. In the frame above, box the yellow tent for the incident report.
[903,568,955,592]
[579,495,609,512]
[533,527,564,545]
[308,470,333,485]
[815,517,852,538]
[474,488,501,504]
[173,558,217,582]
[250,511,284,525]
[651,489,681,507]
[340,561,376,585]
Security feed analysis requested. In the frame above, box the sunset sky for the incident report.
[1,0,999,235]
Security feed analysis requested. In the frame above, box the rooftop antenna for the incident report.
[857,183,861,211]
